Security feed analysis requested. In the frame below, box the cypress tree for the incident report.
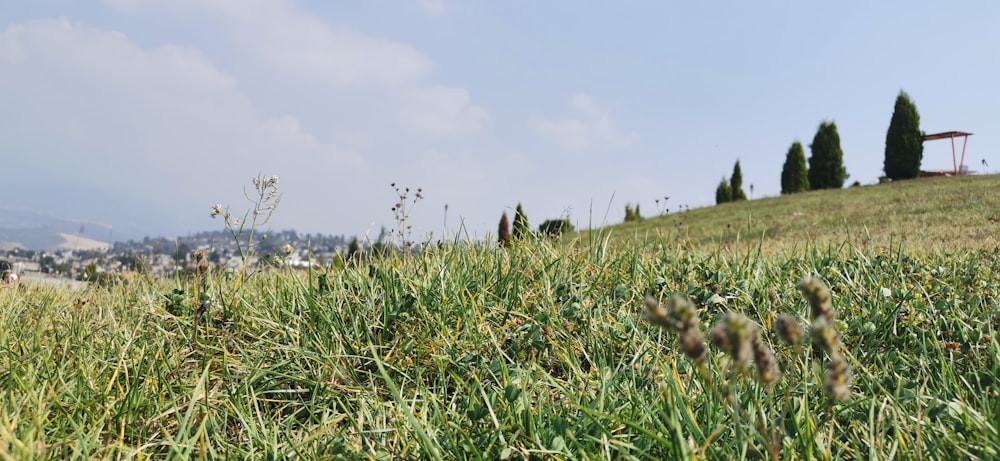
[808,121,849,190]
[498,212,511,247]
[512,203,530,239]
[780,141,810,194]
[884,90,924,180]
[730,160,747,201]
[715,178,733,204]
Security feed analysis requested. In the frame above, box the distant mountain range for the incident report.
[1,169,185,250]
[0,207,116,251]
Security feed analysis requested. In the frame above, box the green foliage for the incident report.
[538,218,573,237]
[8,175,1000,459]
[163,287,188,316]
[715,177,733,204]
[808,121,849,189]
[781,141,810,194]
[347,236,361,262]
[884,90,924,180]
[624,203,642,223]
[729,160,747,201]
[78,262,123,287]
[512,203,531,239]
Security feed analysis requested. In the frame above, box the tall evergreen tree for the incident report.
[498,212,511,247]
[512,203,530,239]
[715,178,733,204]
[883,90,924,180]
[780,141,810,194]
[808,121,849,190]
[730,160,747,201]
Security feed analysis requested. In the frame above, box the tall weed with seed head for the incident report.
[389,182,424,251]
[210,174,281,287]
[643,276,852,459]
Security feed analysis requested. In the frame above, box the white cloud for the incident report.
[399,86,489,136]
[2,4,496,237]
[0,18,363,233]
[103,0,433,85]
[532,93,639,152]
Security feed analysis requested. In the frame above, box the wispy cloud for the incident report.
[0,17,363,232]
[399,86,489,136]
[103,0,433,85]
[531,93,638,152]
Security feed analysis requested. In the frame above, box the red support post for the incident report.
[959,135,969,174]
[951,135,958,174]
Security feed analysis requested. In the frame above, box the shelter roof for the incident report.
[922,131,973,141]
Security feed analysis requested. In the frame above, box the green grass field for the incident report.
[2,175,999,459]
[592,174,1000,254]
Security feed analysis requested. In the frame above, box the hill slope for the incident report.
[586,174,1000,253]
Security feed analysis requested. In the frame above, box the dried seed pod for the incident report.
[642,296,671,329]
[825,353,852,401]
[774,314,803,345]
[751,334,780,384]
[678,329,708,366]
[711,312,755,363]
[798,277,835,322]
[666,294,701,332]
[810,317,842,356]
[710,322,731,353]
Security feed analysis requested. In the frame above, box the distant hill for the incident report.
[0,207,113,251]
[0,228,111,252]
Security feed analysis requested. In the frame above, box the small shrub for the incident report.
[624,203,642,223]
[538,218,573,237]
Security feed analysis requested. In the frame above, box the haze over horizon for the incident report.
[3,1,998,242]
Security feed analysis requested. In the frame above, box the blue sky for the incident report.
[2,1,997,241]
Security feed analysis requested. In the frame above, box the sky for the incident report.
[2,1,998,243]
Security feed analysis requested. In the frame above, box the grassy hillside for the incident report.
[587,174,1000,253]
[1,176,999,459]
